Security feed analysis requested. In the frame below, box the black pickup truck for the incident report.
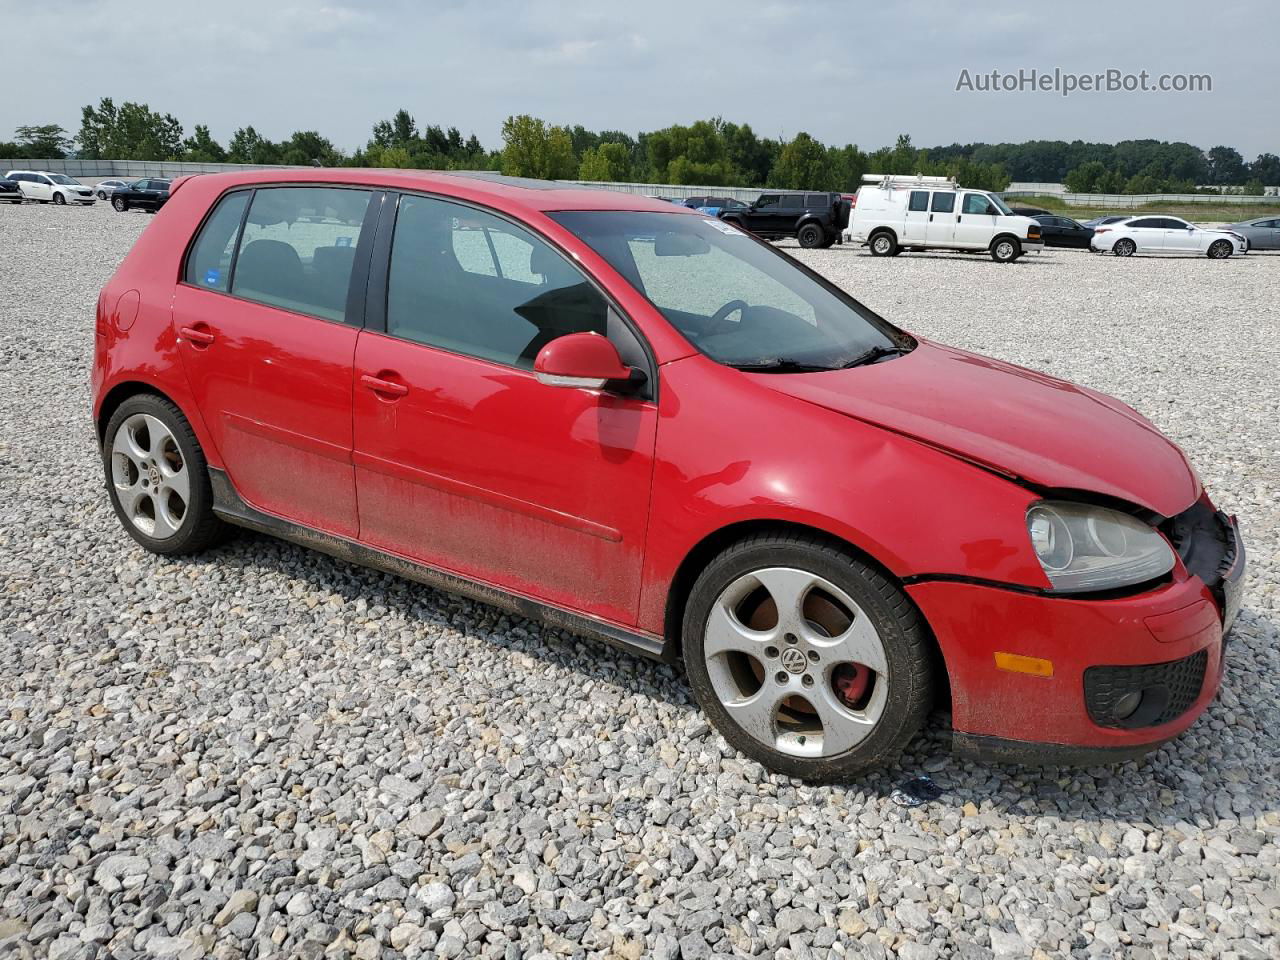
[717,192,850,248]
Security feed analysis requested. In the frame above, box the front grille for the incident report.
[1084,649,1207,729]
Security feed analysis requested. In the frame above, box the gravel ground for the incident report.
[1,203,1277,960]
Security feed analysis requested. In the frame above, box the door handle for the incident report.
[179,324,215,347]
[361,374,409,398]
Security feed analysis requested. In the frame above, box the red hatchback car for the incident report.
[92,170,1246,780]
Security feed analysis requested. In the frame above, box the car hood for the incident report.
[759,340,1200,517]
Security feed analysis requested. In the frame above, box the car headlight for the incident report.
[1026,501,1175,593]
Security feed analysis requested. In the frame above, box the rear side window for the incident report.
[231,187,373,323]
[185,191,250,292]
[804,193,828,208]
[386,195,609,369]
[930,192,956,213]
[1127,218,1157,228]
[907,191,929,212]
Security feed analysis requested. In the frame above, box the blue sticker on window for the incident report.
[336,236,352,248]
[204,268,220,286]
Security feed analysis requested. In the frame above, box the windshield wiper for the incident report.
[727,358,835,373]
[840,344,910,369]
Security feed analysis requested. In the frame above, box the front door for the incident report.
[352,193,658,625]
[925,191,957,245]
[173,184,379,538]
[1161,219,1199,253]
[954,192,998,248]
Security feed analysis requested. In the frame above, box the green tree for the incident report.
[279,130,343,167]
[1065,161,1107,193]
[769,133,834,189]
[500,115,577,179]
[77,98,183,160]
[13,124,73,158]
[226,126,280,165]
[182,124,226,162]
[577,142,633,182]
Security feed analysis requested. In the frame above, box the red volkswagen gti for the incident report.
[92,170,1246,780]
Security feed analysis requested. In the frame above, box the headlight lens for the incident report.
[1026,501,1175,593]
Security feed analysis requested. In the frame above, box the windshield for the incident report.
[50,174,79,185]
[550,211,904,370]
[988,193,1014,216]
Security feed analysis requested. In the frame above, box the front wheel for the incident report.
[1113,238,1136,257]
[990,237,1021,262]
[102,394,230,555]
[797,223,825,249]
[1207,239,1232,259]
[52,192,66,205]
[682,534,935,781]
[113,197,127,212]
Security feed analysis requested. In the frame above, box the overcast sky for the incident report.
[10,0,1278,159]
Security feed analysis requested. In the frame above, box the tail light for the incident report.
[1095,227,1111,235]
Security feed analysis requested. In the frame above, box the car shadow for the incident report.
[191,530,1278,829]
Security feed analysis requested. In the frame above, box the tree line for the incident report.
[1,99,1276,195]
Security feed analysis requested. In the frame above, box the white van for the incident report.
[845,174,1041,262]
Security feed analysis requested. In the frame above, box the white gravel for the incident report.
[0,203,1277,960]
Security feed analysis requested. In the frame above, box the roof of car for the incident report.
[177,168,694,215]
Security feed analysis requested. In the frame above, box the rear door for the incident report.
[902,190,930,242]
[925,191,957,245]
[1124,218,1164,251]
[776,194,806,233]
[29,174,53,202]
[172,185,380,538]
[351,192,658,624]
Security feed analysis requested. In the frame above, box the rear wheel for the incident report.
[97,190,107,200]
[113,197,127,212]
[102,394,229,556]
[869,231,898,257]
[1113,238,1136,257]
[1207,239,1232,259]
[798,223,825,249]
[683,533,935,781]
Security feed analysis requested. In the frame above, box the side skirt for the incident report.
[208,469,669,662]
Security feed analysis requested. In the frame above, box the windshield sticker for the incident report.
[703,217,742,235]
[204,269,221,286]
[335,236,353,248]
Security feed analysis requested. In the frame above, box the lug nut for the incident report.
[764,646,779,659]
[775,672,788,684]
[784,633,798,645]
[807,650,819,662]
[802,675,814,687]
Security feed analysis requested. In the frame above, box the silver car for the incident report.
[1225,216,1280,251]
[95,179,130,201]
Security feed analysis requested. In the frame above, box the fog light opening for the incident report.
[1113,690,1144,721]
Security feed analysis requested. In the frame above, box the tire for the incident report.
[869,231,898,257]
[97,190,107,200]
[102,394,230,556]
[52,192,65,205]
[1113,238,1136,257]
[113,197,127,212]
[1207,239,1232,259]
[990,237,1020,262]
[682,533,935,782]
[798,223,824,249]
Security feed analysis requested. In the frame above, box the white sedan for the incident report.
[1090,215,1247,258]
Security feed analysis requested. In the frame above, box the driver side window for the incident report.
[386,195,609,369]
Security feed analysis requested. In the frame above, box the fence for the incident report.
[1002,190,1280,207]
[0,158,765,201]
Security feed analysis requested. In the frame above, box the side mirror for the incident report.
[534,333,637,391]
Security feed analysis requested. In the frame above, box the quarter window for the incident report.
[930,192,956,213]
[185,191,250,293]
[908,191,929,212]
[386,195,609,369]
[231,187,373,323]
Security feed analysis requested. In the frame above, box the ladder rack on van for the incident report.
[862,174,958,191]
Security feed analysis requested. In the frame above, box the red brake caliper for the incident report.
[832,663,870,707]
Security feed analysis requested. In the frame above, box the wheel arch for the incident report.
[662,518,951,706]
[96,380,221,471]
[988,231,1023,250]
[868,226,898,242]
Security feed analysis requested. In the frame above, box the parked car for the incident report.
[92,170,1245,781]
[95,179,130,201]
[111,178,172,212]
[4,170,96,205]
[675,196,749,217]
[1010,205,1051,217]
[1081,215,1133,229]
[0,176,21,204]
[1223,216,1280,251]
[718,191,848,248]
[1090,216,1247,258]
[1032,214,1095,249]
[847,175,1043,262]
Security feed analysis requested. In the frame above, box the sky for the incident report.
[8,0,1278,160]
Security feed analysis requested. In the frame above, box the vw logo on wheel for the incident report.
[781,647,808,674]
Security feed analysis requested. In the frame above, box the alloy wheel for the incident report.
[702,567,889,758]
[110,413,190,539]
